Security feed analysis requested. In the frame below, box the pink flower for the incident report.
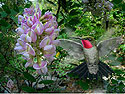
[7,79,14,89]
[29,29,37,42]
[43,45,56,61]
[45,26,54,34]
[20,34,31,43]
[26,20,33,27]
[33,61,47,69]
[42,11,53,21]
[32,21,44,35]
[24,6,35,16]
[18,15,25,24]
[15,4,60,74]
[16,27,24,35]
[14,46,24,52]
[33,61,48,74]
[26,43,35,56]
[39,36,51,48]
[25,58,33,68]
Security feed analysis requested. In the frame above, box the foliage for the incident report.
[0,0,124,93]
[104,68,125,93]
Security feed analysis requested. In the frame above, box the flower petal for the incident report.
[39,36,51,48]
[33,63,41,69]
[30,30,37,42]
[16,27,24,35]
[25,59,33,68]
[26,43,35,56]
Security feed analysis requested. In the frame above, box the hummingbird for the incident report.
[59,36,122,79]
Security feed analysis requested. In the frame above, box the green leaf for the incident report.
[113,0,123,4]
[109,61,121,66]
[117,57,123,62]
[118,82,124,92]
[111,79,118,84]
[39,80,54,84]
[23,72,36,82]
[24,1,32,8]
[0,11,7,18]
[117,76,125,81]
[13,4,19,12]
[2,5,11,14]
[10,16,18,24]
[114,69,124,75]
[0,19,10,27]
[108,55,116,61]
[77,80,89,90]
[21,86,36,93]
[10,9,17,16]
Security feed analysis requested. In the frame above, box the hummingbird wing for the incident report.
[59,39,85,60]
[97,37,122,57]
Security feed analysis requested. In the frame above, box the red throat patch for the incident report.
[81,40,93,49]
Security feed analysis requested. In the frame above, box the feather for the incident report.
[97,37,122,57]
[71,62,86,73]
[59,39,85,60]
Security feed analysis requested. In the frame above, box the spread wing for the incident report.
[97,37,122,57]
[59,39,85,60]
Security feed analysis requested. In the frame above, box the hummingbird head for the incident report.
[70,36,94,49]
[81,39,93,49]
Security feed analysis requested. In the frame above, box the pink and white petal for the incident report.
[39,36,51,48]
[14,46,24,51]
[16,27,24,35]
[47,56,55,62]
[41,61,47,67]
[18,15,24,24]
[52,40,60,46]
[44,45,53,51]
[22,52,30,58]
[26,35,32,42]
[45,27,54,34]
[31,30,37,42]
[25,59,33,68]
[25,62,31,68]
[33,63,41,69]
[26,43,35,56]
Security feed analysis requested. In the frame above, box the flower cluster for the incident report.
[14,5,60,74]
[82,0,113,16]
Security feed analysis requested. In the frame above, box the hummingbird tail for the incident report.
[69,61,114,80]
[98,61,114,77]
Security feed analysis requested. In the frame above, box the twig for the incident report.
[0,83,11,93]
[56,0,61,21]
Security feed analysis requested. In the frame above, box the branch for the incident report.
[56,0,61,21]
[0,83,11,93]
